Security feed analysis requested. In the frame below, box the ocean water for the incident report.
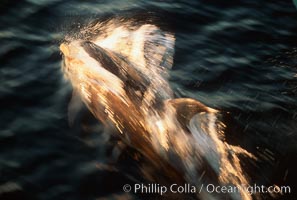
[1,0,297,199]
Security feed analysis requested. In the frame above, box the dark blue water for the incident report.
[1,0,297,199]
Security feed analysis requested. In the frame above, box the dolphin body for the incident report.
[60,18,255,200]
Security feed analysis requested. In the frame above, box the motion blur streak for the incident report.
[60,18,258,200]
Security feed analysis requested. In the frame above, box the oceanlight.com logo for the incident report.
[205,184,291,195]
[122,183,291,196]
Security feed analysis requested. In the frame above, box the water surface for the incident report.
[1,0,297,199]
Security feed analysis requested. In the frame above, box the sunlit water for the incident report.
[1,1,297,200]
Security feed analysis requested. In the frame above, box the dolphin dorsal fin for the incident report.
[166,98,218,129]
[167,98,223,173]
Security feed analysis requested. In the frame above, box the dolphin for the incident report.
[60,20,255,200]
